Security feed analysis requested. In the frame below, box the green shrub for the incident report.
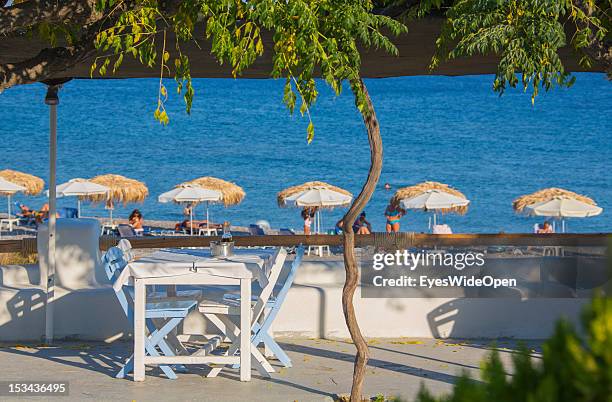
[415,295,611,402]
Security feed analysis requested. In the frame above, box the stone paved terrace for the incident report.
[0,338,543,401]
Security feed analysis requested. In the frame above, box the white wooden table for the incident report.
[113,248,271,382]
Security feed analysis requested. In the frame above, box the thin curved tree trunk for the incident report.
[342,79,383,402]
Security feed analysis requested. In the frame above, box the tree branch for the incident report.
[0,0,100,36]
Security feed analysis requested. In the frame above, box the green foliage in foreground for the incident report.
[430,0,610,103]
[414,295,612,402]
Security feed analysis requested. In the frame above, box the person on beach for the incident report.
[175,220,191,232]
[385,202,405,233]
[537,221,554,234]
[353,212,372,234]
[183,204,192,217]
[35,203,59,223]
[334,219,343,234]
[17,203,33,218]
[129,209,144,235]
[302,207,316,235]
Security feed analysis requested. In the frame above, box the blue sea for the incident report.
[0,73,610,233]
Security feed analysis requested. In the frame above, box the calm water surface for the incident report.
[0,74,610,233]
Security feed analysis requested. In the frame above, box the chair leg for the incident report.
[147,321,182,368]
[119,317,186,380]
[116,356,133,379]
[150,318,189,376]
[260,332,292,368]
[205,314,274,376]
[116,337,178,380]
[256,312,274,358]
[252,316,292,368]
[250,343,275,376]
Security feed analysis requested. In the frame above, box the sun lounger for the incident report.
[249,224,266,236]
[279,228,295,236]
[117,224,137,238]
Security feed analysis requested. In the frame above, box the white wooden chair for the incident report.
[199,246,304,377]
[102,247,197,380]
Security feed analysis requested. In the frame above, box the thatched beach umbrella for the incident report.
[278,181,353,233]
[180,177,245,228]
[0,178,26,229]
[182,177,245,207]
[0,169,44,196]
[391,181,470,228]
[513,187,602,232]
[86,174,149,222]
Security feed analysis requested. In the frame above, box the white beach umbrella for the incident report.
[283,187,352,233]
[399,190,470,227]
[0,177,26,219]
[400,190,470,210]
[284,187,352,209]
[158,185,222,235]
[524,197,603,232]
[53,179,110,217]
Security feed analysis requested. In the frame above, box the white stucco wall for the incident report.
[0,258,590,342]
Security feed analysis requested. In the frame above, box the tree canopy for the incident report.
[0,0,609,125]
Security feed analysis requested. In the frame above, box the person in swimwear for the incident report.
[385,202,405,233]
[301,207,316,235]
[353,212,372,234]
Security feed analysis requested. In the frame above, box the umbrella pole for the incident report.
[7,194,11,219]
[206,202,210,231]
[77,199,81,218]
[562,219,566,233]
[190,207,194,236]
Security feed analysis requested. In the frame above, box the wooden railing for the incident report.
[1,233,609,255]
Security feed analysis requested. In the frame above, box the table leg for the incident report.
[239,278,251,381]
[134,279,146,381]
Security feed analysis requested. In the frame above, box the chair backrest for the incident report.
[271,246,304,313]
[101,247,128,281]
[252,247,288,323]
[117,224,137,237]
[101,247,133,318]
[117,239,134,261]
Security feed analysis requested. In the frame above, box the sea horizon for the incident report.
[1,73,610,233]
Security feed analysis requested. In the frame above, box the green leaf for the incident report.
[306,121,314,143]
